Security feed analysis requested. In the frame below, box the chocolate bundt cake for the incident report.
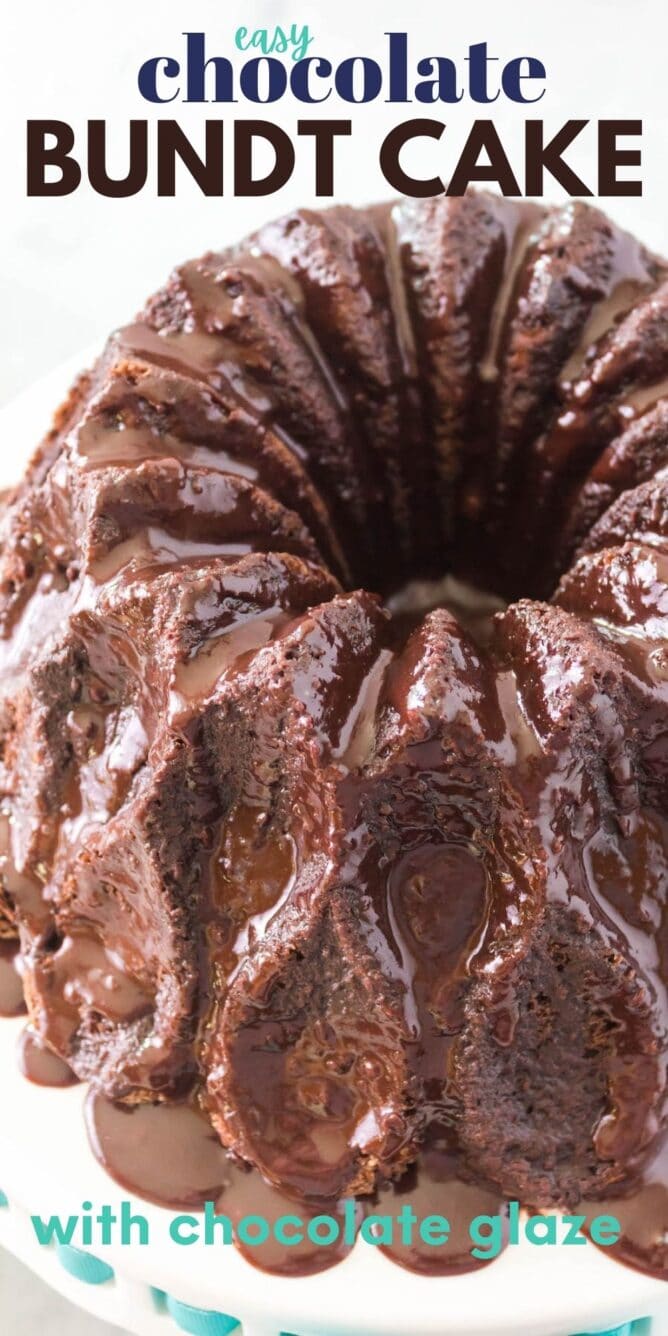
[1,193,667,1256]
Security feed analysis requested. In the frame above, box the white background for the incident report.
[0,0,667,1330]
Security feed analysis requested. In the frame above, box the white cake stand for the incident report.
[0,362,667,1336]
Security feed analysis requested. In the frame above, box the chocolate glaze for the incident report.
[1,193,668,1279]
[85,1091,358,1275]
[0,941,25,1017]
[17,1027,78,1087]
[85,1092,229,1208]
[374,1150,508,1276]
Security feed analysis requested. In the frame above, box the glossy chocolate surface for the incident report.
[1,193,668,1278]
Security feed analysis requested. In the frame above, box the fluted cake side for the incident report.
[0,195,667,1273]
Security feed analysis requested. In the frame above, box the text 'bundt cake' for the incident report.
[0,190,667,1276]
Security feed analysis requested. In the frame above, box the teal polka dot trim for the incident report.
[165,1296,240,1335]
[55,1243,114,1285]
[573,1323,639,1336]
[0,1190,7,1207]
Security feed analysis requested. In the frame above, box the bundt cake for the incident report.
[1,191,667,1274]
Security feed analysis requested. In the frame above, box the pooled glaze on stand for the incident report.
[17,1027,79,1087]
[0,943,26,1018]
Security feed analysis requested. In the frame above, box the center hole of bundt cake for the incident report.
[387,572,507,648]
